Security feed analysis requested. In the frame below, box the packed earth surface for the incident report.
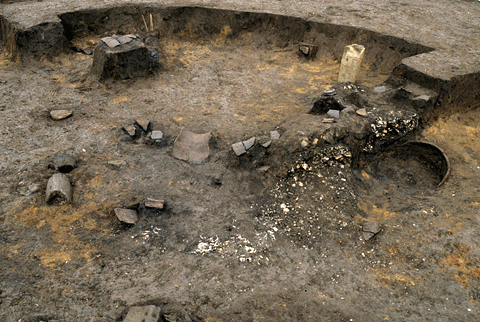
[0,0,480,321]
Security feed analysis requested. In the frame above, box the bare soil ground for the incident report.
[0,2,480,322]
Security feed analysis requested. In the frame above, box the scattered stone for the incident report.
[123,306,160,322]
[299,43,318,58]
[72,45,93,55]
[374,86,386,93]
[258,165,271,172]
[50,109,73,121]
[261,140,272,148]
[101,37,121,48]
[412,95,431,108]
[53,155,76,173]
[323,88,336,96]
[270,130,280,140]
[135,119,150,132]
[232,142,246,156]
[107,160,127,168]
[144,198,165,209]
[338,44,365,83]
[327,109,340,118]
[363,221,381,240]
[173,129,211,164]
[124,124,136,137]
[114,208,138,224]
[83,48,93,55]
[356,108,368,117]
[322,118,335,123]
[150,130,164,140]
[46,173,72,205]
[243,137,256,150]
[117,34,136,45]
[341,105,356,114]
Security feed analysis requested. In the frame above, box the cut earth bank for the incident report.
[0,0,480,321]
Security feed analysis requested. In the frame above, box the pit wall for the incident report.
[1,6,432,73]
[1,5,477,118]
[58,6,433,76]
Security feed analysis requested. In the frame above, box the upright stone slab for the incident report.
[338,44,365,83]
[90,34,159,80]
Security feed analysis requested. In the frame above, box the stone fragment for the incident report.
[261,140,272,148]
[150,130,164,140]
[145,198,165,209]
[258,165,271,172]
[173,129,211,164]
[135,119,150,132]
[46,173,72,204]
[327,109,340,118]
[243,137,256,150]
[114,208,138,224]
[322,118,335,123]
[123,306,160,322]
[53,155,76,173]
[83,48,93,55]
[356,108,368,117]
[341,105,356,114]
[107,160,127,168]
[363,221,381,240]
[323,88,337,96]
[101,37,121,48]
[232,142,246,156]
[270,130,280,140]
[412,95,431,108]
[338,44,365,83]
[117,35,135,45]
[50,109,73,121]
[374,86,386,93]
[299,43,318,58]
[124,125,136,137]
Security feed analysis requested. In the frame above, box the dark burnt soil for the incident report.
[0,4,480,322]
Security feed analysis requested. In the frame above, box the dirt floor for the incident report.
[1,1,480,322]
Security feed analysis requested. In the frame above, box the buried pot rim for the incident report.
[399,140,450,188]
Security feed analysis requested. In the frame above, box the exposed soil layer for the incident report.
[0,2,480,322]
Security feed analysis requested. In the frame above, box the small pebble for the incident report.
[107,160,127,168]
[50,109,73,120]
[243,137,256,150]
[322,118,335,123]
[356,108,368,117]
[261,140,272,148]
[150,130,163,140]
[342,105,356,114]
[135,119,150,132]
[124,125,136,137]
[232,142,246,156]
[270,130,280,140]
[144,198,164,209]
[327,109,340,118]
[374,86,386,93]
[114,208,138,224]
[324,88,336,96]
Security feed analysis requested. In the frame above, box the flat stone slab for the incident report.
[114,208,138,224]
